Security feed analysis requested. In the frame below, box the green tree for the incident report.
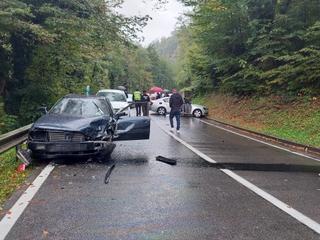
[175,0,320,96]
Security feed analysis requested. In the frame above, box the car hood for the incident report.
[31,114,110,139]
[111,101,128,110]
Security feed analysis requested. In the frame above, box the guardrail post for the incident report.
[15,145,19,161]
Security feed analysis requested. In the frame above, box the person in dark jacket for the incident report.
[169,89,184,133]
[141,90,151,116]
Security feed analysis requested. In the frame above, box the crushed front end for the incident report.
[28,129,115,159]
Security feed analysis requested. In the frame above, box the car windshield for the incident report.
[50,98,110,117]
[97,92,127,102]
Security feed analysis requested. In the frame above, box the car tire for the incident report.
[193,109,203,118]
[96,152,112,163]
[157,107,167,115]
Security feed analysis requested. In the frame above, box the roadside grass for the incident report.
[0,149,32,208]
[199,94,320,148]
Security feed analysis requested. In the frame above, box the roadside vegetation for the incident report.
[0,149,31,207]
[193,94,320,148]
[174,0,320,97]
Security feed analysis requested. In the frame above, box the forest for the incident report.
[0,0,174,133]
[159,0,320,97]
[1,0,320,135]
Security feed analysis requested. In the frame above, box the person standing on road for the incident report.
[133,89,142,116]
[141,90,151,116]
[169,89,184,133]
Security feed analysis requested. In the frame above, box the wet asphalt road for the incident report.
[4,115,320,239]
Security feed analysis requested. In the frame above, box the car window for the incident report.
[97,92,127,102]
[50,98,111,117]
[163,98,169,103]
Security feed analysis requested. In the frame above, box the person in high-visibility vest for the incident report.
[133,89,142,116]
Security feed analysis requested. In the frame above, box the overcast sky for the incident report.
[117,0,185,45]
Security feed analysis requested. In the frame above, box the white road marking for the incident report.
[0,164,55,240]
[155,121,320,235]
[200,119,320,163]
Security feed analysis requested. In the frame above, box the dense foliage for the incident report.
[0,0,174,133]
[175,0,320,96]
[151,33,179,64]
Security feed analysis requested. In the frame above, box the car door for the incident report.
[114,116,150,141]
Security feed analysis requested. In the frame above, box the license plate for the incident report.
[35,144,46,150]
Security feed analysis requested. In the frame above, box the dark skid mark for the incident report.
[156,156,177,165]
[104,164,115,184]
[211,162,320,173]
[115,157,148,165]
[174,157,213,167]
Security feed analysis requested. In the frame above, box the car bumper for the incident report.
[28,141,115,159]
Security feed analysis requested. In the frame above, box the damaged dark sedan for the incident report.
[28,94,150,159]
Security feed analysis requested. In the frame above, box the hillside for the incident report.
[194,94,320,148]
[151,33,179,64]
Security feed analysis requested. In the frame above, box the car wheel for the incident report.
[157,107,167,115]
[96,152,112,163]
[193,109,202,118]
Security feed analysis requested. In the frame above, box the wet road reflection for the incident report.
[4,115,320,240]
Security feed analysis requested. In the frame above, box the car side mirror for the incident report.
[38,106,48,115]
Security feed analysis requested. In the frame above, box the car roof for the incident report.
[97,89,126,94]
[156,97,169,101]
[64,94,105,100]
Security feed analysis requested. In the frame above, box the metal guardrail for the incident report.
[0,124,32,154]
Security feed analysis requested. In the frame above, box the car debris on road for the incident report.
[156,156,177,165]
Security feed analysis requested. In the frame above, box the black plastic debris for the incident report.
[104,164,115,184]
[156,156,177,165]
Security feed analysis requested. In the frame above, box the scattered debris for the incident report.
[156,156,177,165]
[17,163,26,172]
[104,164,115,184]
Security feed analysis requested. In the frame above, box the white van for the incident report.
[97,89,129,114]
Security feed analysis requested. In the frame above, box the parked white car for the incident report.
[150,97,208,118]
[127,93,133,103]
[97,89,130,114]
